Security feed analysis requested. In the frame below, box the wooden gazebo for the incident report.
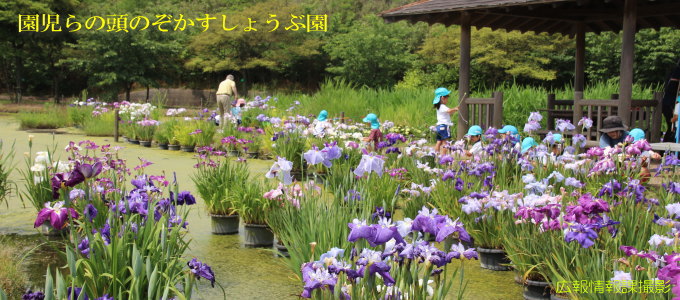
[381,0,680,141]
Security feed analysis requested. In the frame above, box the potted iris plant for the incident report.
[191,148,245,234]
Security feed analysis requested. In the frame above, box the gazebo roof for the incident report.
[380,0,680,35]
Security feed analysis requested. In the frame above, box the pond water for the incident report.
[0,115,522,299]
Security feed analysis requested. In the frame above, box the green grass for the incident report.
[0,238,28,299]
[17,110,70,129]
[269,80,658,130]
[83,112,116,136]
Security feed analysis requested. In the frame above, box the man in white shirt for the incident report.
[216,74,239,127]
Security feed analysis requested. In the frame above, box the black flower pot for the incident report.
[524,279,551,300]
[128,139,139,145]
[246,151,259,159]
[478,247,511,271]
[550,293,570,300]
[158,143,169,150]
[139,140,152,147]
[211,214,239,235]
[168,144,181,151]
[243,223,274,247]
[275,238,289,258]
[180,145,195,152]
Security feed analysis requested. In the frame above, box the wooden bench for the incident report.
[458,91,503,138]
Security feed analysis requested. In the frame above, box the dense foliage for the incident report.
[1,0,679,101]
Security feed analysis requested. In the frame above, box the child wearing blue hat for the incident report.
[432,87,459,155]
[362,113,383,151]
[312,110,331,137]
[521,137,538,155]
[498,125,520,152]
[628,128,661,182]
[465,125,483,157]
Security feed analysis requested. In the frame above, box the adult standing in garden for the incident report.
[216,74,239,128]
[598,115,629,148]
[432,87,459,156]
[662,59,680,142]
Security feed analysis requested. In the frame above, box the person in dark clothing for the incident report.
[599,116,629,148]
[662,59,680,142]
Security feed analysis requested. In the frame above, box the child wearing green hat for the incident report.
[312,110,331,137]
[465,125,483,157]
[629,128,661,183]
[362,113,382,151]
[432,87,459,155]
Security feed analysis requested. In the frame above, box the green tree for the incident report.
[323,15,425,88]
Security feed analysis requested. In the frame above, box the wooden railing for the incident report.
[458,92,503,137]
[573,92,663,142]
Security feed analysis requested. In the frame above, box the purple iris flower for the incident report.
[34,201,79,229]
[300,262,337,298]
[564,224,599,248]
[439,155,454,165]
[78,237,90,258]
[620,245,639,256]
[623,179,646,203]
[67,287,88,300]
[372,207,391,221]
[187,258,216,287]
[523,121,541,133]
[22,290,45,300]
[385,147,401,154]
[578,117,593,129]
[77,161,103,179]
[353,153,385,177]
[84,204,97,222]
[597,180,622,198]
[368,262,395,286]
[455,177,464,191]
[441,170,456,181]
[344,189,362,202]
[304,147,328,167]
[435,217,471,243]
[411,207,444,236]
[556,119,575,132]
[176,191,196,205]
[321,142,342,161]
[95,222,111,245]
[69,189,86,201]
[663,182,680,195]
[572,134,586,148]
[51,170,86,199]
[564,177,584,188]
[447,242,478,260]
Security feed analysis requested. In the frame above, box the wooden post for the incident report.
[457,12,471,139]
[547,94,556,130]
[493,92,503,128]
[651,92,663,142]
[573,91,584,131]
[114,108,119,143]
[340,111,345,124]
[618,0,636,126]
[574,22,586,93]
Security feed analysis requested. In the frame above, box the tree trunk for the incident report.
[125,82,132,102]
[146,85,150,102]
[13,53,22,103]
[52,72,60,104]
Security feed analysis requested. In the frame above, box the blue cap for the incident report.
[498,125,518,135]
[466,125,483,136]
[521,137,538,154]
[363,113,380,129]
[317,110,328,121]
[629,128,645,142]
[552,133,563,143]
[677,95,680,103]
[433,87,452,105]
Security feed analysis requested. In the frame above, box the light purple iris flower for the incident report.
[523,121,541,133]
[265,157,294,185]
[353,153,385,177]
[34,201,79,229]
[556,119,575,132]
[578,117,593,129]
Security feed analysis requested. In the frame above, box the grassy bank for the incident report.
[0,238,28,299]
